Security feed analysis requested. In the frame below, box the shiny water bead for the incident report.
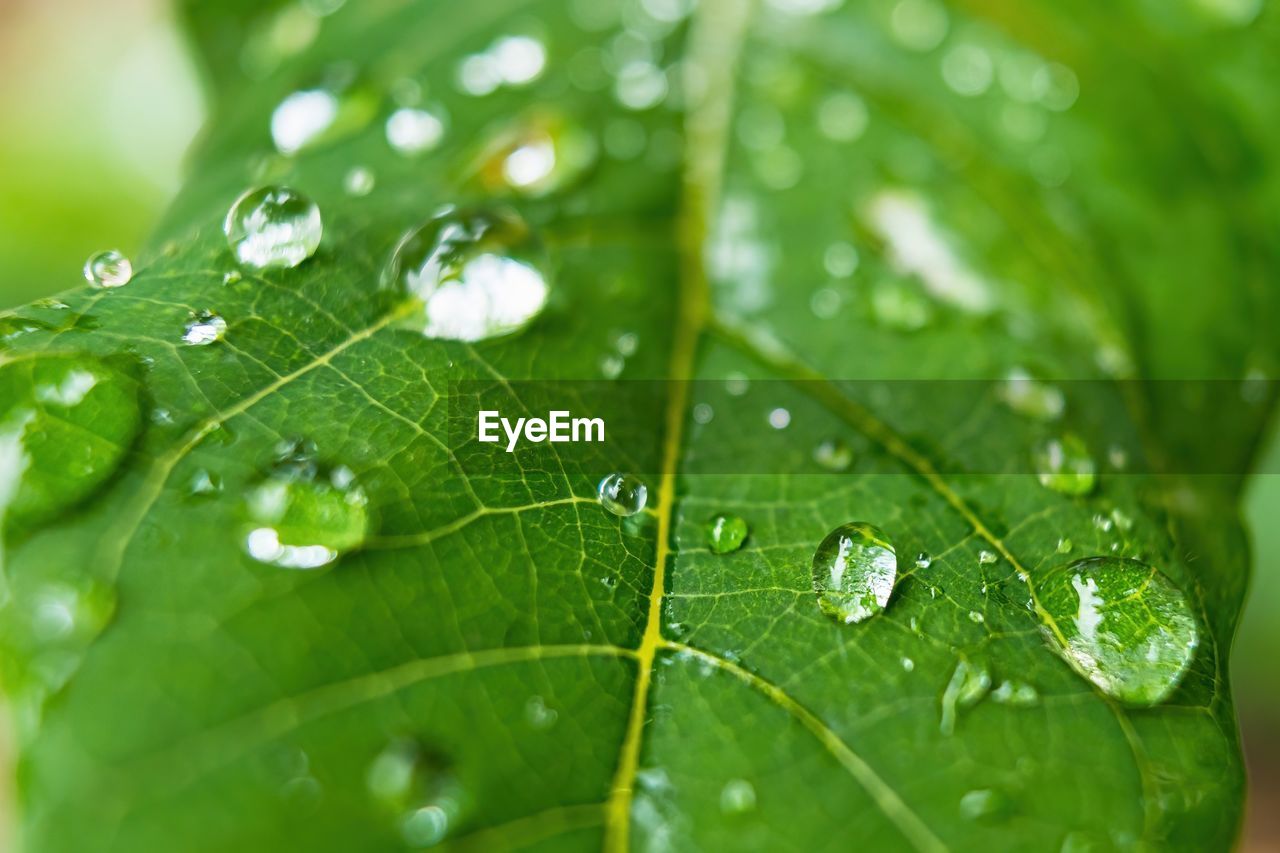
[474,110,598,197]
[705,514,749,554]
[1037,556,1199,705]
[386,106,447,155]
[242,440,369,569]
[597,473,647,517]
[270,75,376,156]
[1000,367,1064,420]
[812,437,853,471]
[1033,433,1097,496]
[343,166,376,196]
[0,353,141,529]
[385,208,549,341]
[811,522,898,624]
[940,657,991,735]
[959,789,1011,822]
[224,186,322,269]
[182,311,227,346]
[83,250,133,288]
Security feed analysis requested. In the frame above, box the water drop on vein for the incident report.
[812,522,897,625]
[84,250,133,288]
[242,439,369,569]
[224,186,322,270]
[598,473,647,517]
[706,514,748,554]
[915,553,932,569]
[1038,556,1199,705]
[385,208,549,341]
[182,311,227,346]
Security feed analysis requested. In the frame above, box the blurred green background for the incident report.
[0,0,1274,848]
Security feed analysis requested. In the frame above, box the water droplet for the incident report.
[524,695,558,730]
[344,166,376,196]
[811,522,897,625]
[386,106,447,155]
[915,553,932,569]
[473,110,598,197]
[1034,433,1096,496]
[991,679,1040,706]
[706,514,748,554]
[968,610,986,624]
[185,468,223,498]
[1038,556,1199,705]
[598,473,647,517]
[83,250,133,288]
[767,407,791,429]
[242,439,369,569]
[901,656,915,672]
[223,270,242,286]
[692,403,714,424]
[270,85,362,156]
[813,437,853,471]
[1000,368,1064,421]
[1092,513,1113,533]
[959,788,1010,822]
[978,550,997,565]
[1056,537,1073,554]
[1109,507,1134,532]
[489,35,548,85]
[940,658,991,735]
[719,778,757,815]
[367,742,468,847]
[224,186,322,270]
[0,354,141,530]
[182,311,227,346]
[385,208,549,341]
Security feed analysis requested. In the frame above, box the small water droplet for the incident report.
[940,658,991,735]
[991,679,1040,706]
[1034,433,1096,496]
[599,354,625,379]
[692,403,714,424]
[915,553,932,569]
[1109,507,1134,532]
[271,88,336,155]
[224,186,322,270]
[598,473,647,517]
[474,110,598,197]
[978,550,997,565]
[83,250,133,288]
[242,439,369,569]
[812,522,897,625]
[813,437,854,472]
[344,166,376,196]
[386,106,448,155]
[706,514,748,554]
[1092,513,1113,533]
[185,468,223,498]
[1038,556,1199,705]
[767,407,791,429]
[1000,367,1064,421]
[182,311,228,346]
[959,788,1011,822]
[1056,537,1073,554]
[0,354,142,530]
[386,208,549,341]
[901,656,915,672]
[719,778,757,815]
[223,270,242,286]
[968,610,986,624]
[524,695,558,730]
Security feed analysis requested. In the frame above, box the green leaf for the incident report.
[2,0,1276,850]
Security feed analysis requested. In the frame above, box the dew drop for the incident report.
[386,106,448,155]
[1056,537,1073,554]
[524,695,558,730]
[1034,433,1096,496]
[1038,556,1199,705]
[991,679,1040,707]
[706,514,748,554]
[692,403,714,424]
[959,788,1011,822]
[182,311,228,346]
[940,658,991,735]
[811,522,897,625]
[901,656,915,672]
[385,208,549,341]
[915,553,932,569]
[719,778,757,815]
[1000,367,1064,421]
[185,468,224,498]
[367,742,468,848]
[598,473,647,517]
[344,166,376,196]
[224,186,322,270]
[271,88,338,155]
[474,110,598,197]
[242,439,369,569]
[83,250,133,288]
[767,407,791,429]
[978,550,997,565]
[0,354,142,530]
[813,437,853,472]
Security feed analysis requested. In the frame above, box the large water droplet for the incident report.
[83,250,133,288]
[597,473,647,517]
[385,208,549,341]
[705,514,748,554]
[1038,556,1199,705]
[242,439,369,569]
[1034,433,1096,496]
[224,186,322,270]
[182,311,228,346]
[473,110,598,197]
[0,354,141,530]
[811,522,897,624]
